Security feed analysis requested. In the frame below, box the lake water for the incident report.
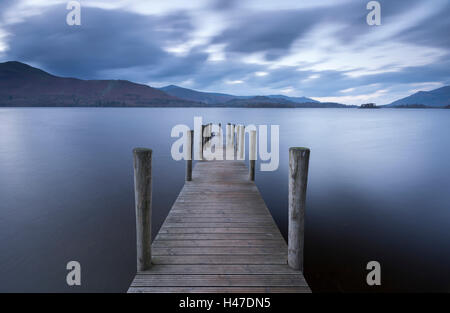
[0,108,449,292]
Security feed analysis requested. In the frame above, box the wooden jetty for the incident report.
[128,126,311,293]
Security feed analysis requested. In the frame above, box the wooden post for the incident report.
[238,125,245,160]
[249,130,256,181]
[232,124,236,152]
[197,126,203,161]
[226,123,233,160]
[186,130,193,181]
[201,125,206,159]
[202,125,205,146]
[205,123,211,149]
[230,124,235,149]
[236,125,240,154]
[288,147,310,271]
[133,148,153,271]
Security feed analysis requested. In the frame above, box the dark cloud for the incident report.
[0,0,449,103]
[3,5,204,81]
[394,2,450,49]
[212,9,319,55]
[211,0,449,58]
[210,0,239,11]
[0,0,15,16]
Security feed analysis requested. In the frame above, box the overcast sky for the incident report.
[0,0,449,105]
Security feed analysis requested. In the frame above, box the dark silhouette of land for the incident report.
[387,86,450,108]
[2,61,448,109]
[0,61,348,108]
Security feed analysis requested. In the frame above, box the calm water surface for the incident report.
[0,108,449,292]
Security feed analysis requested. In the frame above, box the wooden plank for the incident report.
[166,217,274,223]
[138,264,301,275]
[163,222,275,228]
[152,255,287,265]
[158,227,278,234]
[131,274,307,287]
[155,233,285,240]
[168,214,272,218]
[152,247,287,255]
[170,209,270,215]
[128,286,310,293]
[152,240,285,247]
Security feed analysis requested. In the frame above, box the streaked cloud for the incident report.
[225,79,244,85]
[255,71,268,77]
[0,0,449,105]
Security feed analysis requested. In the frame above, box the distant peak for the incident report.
[161,84,181,90]
[1,61,32,68]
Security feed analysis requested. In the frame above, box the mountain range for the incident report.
[0,61,194,107]
[1,61,448,108]
[387,86,450,107]
[159,84,319,105]
[0,61,346,108]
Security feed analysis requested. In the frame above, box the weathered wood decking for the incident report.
[128,160,310,293]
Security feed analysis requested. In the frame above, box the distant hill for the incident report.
[160,85,320,105]
[160,85,237,104]
[0,61,350,108]
[387,86,450,107]
[223,96,348,108]
[0,61,195,107]
[265,94,319,104]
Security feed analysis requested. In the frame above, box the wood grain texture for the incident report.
[128,287,311,293]
[133,148,152,271]
[288,148,310,271]
[128,160,310,293]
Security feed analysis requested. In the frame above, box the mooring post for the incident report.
[239,125,245,160]
[288,147,310,272]
[209,123,213,147]
[201,124,206,159]
[197,126,203,161]
[249,130,256,181]
[133,148,153,271]
[230,124,235,149]
[232,124,236,152]
[236,125,240,154]
[202,125,205,146]
[226,123,233,160]
[205,123,211,149]
[186,130,193,181]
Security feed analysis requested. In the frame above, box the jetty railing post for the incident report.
[230,124,235,153]
[186,130,193,181]
[288,147,310,272]
[201,125,206,160]
[133,148,153,271]
[239,125,245,160]
[197,127,203,161]
[232,124,236,152]
[226,123,233,160]
[236,125,240,154]
[249,130,256,181]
